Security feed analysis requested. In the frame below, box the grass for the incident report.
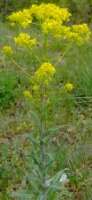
[0,21,92,200]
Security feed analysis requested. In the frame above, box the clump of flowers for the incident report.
[14,33,37,47]
[24,62,56,101]
[30,3,71,22]
[3,45,13,55]
[66,23,91,44]
[8,9,32,28]
[65,83,74,91]
[42,19,62,38]
[24,90,32,99]
[30,3,71,39]
[7,3,91,44]
[33,62,56,85]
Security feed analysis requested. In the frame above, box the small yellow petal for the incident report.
[3,46,13,55]
[24,90,32,99]
[65,83,74,91]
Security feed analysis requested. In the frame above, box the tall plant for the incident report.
[2,3,91,199]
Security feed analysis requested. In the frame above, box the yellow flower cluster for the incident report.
[14,33,37,47]
[32,85,39,91]
[7,3,71,38]
[66,23,91,44]
[42,19,62,38]
[7,3,91,43]
[30,4,91,43]
[65,83,74,91]
[42,21,71,38]
[3,46,13,55]
[24,90,32,99]
[30,3,71,38]
[8,9,32,28]
[33,62,56,85]
[30,3,71,22]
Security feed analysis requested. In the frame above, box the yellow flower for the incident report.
[7,3,90,44]
[24,90,32,99]
[65,83,74,91]
[30,3,71,22]
[42,19,62,38]
[3,46,13,55]
[8,9,32,28]
[10,22,16,27]
[72,24,91,43]
[30,3,71,38]
[33,62,56,85]
[32,85,39,91]
[14,33,37,47]
[66,23,91,44]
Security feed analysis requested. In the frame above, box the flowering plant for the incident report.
[2,3,91,199]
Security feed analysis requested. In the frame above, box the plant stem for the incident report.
[38,34,48,198]
[12,59,30,79]
[40,86,47,196]
[43,34,47,61]
[55,43,72,66]
[40,123,46,185]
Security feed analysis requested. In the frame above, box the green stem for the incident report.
[28,46,42,65]
[40,86,47,194]
[12,59,30,80]
[43,34,47,61]
[55,43,72,66]
[40,123,46,184]
[37,34,48,198]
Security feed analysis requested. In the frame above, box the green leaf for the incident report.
[45,126,62,143]
[28,134,40,146]
[37,191,48,200]
[11,190,33,200]
[31,111,41,129]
